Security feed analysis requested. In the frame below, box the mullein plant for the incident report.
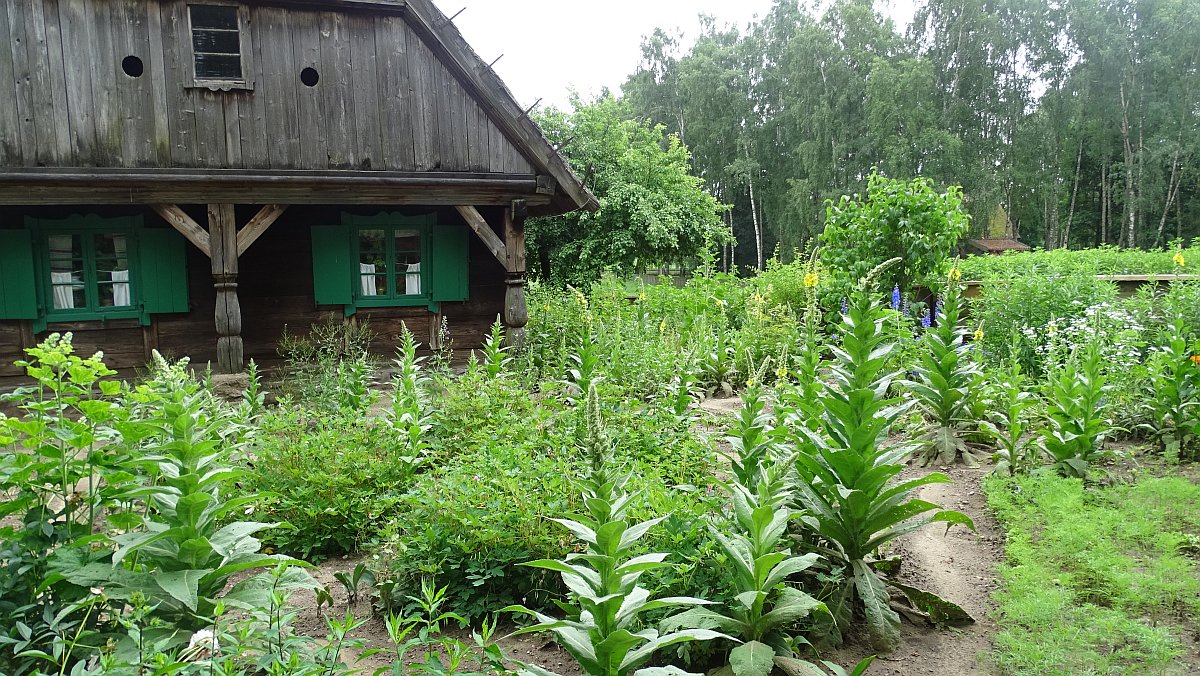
[663,406,874,676]
[389,326,433,469]
[505,385,726,676]
[1138,316,1200,460]
[981,335,1039,476]
[905,270,985,466]
[1039,340,1114,478]
[786,261,975,652]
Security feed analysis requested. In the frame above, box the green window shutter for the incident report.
[138,227,190,315]
[0,229,39,320]
[430,224,470,302]
[311,225,353,306]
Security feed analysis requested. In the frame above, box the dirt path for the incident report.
[830,465,1004,676]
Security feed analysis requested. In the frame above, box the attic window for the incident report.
[188,4,252,88]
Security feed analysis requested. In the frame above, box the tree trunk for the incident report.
[1062,140,1083,249]
[1120,83,1136,248]
[1154,149,1182,248]
[749,176,763,271]
[1100,164,1108,246]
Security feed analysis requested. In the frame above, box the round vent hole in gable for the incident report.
[122,55,144,78]
[300,67,319,87]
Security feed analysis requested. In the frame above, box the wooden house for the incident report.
[0,0,596,385]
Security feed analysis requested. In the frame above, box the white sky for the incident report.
[432,0,919,110]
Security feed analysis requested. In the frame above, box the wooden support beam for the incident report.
[454,205,507,266]
[151,203,211,257]
[503,199,528,349]
[236,204,288,256]
[208,203,243,374]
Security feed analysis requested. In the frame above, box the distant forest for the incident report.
[619,0,1199,269]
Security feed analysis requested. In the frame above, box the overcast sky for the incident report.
[431,0,919,111]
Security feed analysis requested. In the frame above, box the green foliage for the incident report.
[1038,342,1115,478]
[981,351,1040,477]
[505,386,726,676]
[969,272,1120,372]
[986,472,1200,675]
[0,336,313,675]
[1137,316,1200,460]
[959,241,1200,280]
[905,277,985,465]
[277,313,378,413]
[529,95,730,287]
[242,407,424,559]
[818,171,969,296]
[784,282,974,651]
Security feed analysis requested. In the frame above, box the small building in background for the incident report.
[965,205,1030,256]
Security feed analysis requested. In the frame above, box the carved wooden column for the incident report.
[503,199,528,349]
[208,204,243,373]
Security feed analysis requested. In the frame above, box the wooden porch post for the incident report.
[503,199,528,348]
[208,204,242,373]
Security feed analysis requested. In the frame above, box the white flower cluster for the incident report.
[1021,302,1146,373]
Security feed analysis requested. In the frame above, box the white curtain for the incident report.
[360,262,377,296]
[405,263,421,295]
[51,271,76,309]
[111,269,130,306]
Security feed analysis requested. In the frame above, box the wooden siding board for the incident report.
[348,13,380,170]
[259,8,300,168]
[160,1,197,165]
[374,16,415,170]
[292,18,326,169]
[0,3,21,163]
[36,0,73,162]
[237,7,269,169]
[145,0,171,163]
[89,0,119,165]
[22,0,65,164]
[318,11,355,169]
[405,28,435,170]
[6,0,38,163]
[112,0,156,166]
[56,0,99,163]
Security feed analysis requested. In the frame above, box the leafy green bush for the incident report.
[242,408,424,559]
[819,171,969,296]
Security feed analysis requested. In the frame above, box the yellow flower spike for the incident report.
[974,328,984,341]
[775,366,788,379]
[746,378,757,388]
[1173,251,1186,268]
[949,267,962,282]
[659,318,667,335]
[803,271,819,288]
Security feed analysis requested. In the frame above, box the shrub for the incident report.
[819,171,969,297]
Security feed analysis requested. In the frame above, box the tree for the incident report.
[528,96,730,287]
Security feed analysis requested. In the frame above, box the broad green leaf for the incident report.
[729,641,775,676]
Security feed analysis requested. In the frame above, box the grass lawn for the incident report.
[985,469,1200,675]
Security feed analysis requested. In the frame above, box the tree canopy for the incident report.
[620,0,1200,265]
[528,96,729,287]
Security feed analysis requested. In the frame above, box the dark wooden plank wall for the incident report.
[1,205,510,387]
[0,0,537,175]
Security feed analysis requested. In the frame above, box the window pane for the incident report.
[359,229,387,296]
[190,5,238,30]
[193,29,241,55]
[47,233,82,270]
[395,229,422,296]
[194,53,242,80]
[52,282,85,310]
